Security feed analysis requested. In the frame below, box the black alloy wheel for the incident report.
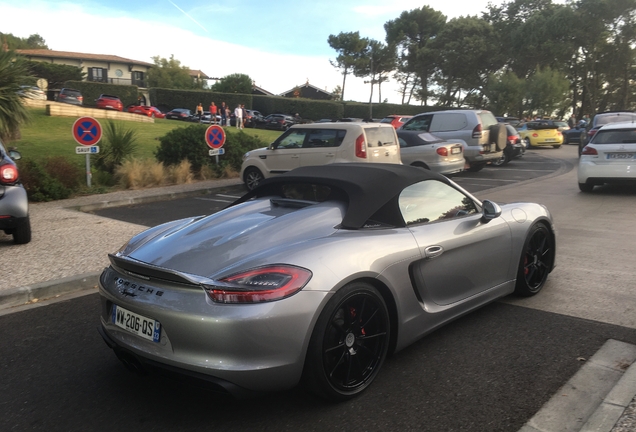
[514,224,554,296]
[304,282,390,401]
[243,167,264,191]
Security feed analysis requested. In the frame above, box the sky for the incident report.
[2,0,531,105]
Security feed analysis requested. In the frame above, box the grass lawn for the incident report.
[14,108,282,163]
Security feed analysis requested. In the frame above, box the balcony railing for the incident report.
[88,77,147,88]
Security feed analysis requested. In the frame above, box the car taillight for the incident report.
[588,129,597,137]
[472,124,482,139]
[581,146,598,155]
[436,147,449,157]
[203,265,312,303]
[0,164,19,184]
[78,96,83,101]
[532,133,539,137]
[355,134,367,158]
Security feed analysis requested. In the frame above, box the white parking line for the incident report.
[194,198,233,202]
[454,178,517,182]
[216,194,241,199]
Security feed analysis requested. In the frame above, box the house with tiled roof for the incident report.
[280,80,333,100]
[16,49,153,89]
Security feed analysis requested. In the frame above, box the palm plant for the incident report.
[95,120,138,174]
[0,50,31,142]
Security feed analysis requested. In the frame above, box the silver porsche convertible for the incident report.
[98,164,556,401]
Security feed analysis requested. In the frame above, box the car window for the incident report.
[595,114,636,126]
[380,117,394,124]
[402,115,432,132]
[592,128,636,144]
[303,129,346,148]
[430,113,467,132]
[364,127,397,148]
[399,180,478,226]
[274,130,307,149]
[478,111,498,129]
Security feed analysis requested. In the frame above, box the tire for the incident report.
[563,134,569,145]
[467,163,485,172]
[552,145,561,149]
[303,282,390,401]
[13,216,32,244]
[578,182,594,192]
[243,167,264,191]
[490,154,509,167]
[514,223,554,297]
[489,123,507,151]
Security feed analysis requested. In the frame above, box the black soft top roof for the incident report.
[232,163,451,229]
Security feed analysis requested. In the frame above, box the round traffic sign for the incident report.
[205,125,226,149]
[72,117,102,146]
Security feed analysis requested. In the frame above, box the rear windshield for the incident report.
[380,117,394,124]
[592,128,636,144]
[62,89,81,96]
[364,127,397,148]
[595,114,636,126]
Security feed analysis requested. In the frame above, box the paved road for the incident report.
[2,145,636,431]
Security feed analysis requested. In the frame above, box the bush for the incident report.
[17,158,72,202]
[155,124,209,172]
[42,156,83,190]
[94,121,138,174]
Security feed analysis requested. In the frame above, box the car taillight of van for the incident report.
[472,124,482,139]
[355,134,367,158]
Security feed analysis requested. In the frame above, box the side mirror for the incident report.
[482,199,502,222]
[8,150,22,161]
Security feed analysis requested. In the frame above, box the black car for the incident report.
[165,108,193,121]
[562,122,587,145]
[56,88,83,106]
[264,114,295,130]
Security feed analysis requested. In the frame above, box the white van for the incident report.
[240,123,401,190]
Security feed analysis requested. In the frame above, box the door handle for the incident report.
[424,245,443,259]
[325,153,335,157]
[291,155,299,159]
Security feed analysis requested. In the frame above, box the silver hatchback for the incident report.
[0,141,30,244]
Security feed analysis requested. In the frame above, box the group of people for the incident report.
[194,102,248,128]
[568,113,591,128]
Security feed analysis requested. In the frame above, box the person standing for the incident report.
[235,104,243,129]
[209,102,218,124]
[220,102,227,126]
[568,114,576,129]
[196,103,203,123]
[241,104,247,129]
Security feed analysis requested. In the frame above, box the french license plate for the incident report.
[483,144,491,152]
[112,305,161,342]
[607,153,635,159]
[451,146,462,154]
[544,138,556,142]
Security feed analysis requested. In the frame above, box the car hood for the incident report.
[117,199,344,278]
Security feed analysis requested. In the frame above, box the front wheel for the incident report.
[303,282,390,401]
[243,167,264,191]
[525,137,532,149]
[13,216,32,244]
[578,182,594,192]
[514,224,554,297]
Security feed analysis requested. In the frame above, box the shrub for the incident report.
[95,121,139,174]
[155,124,209,172]
[168,160,194,184]
[42,156,83,190]
[17,158,71,202]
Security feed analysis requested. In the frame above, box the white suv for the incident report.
[400,109,506,171]
[240,122,401,190]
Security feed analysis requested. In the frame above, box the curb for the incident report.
[0,272,101,311]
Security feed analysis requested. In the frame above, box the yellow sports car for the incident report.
[517,121,563,148]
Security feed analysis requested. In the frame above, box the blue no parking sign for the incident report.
[205,125,226,149]
[72,117,102,146]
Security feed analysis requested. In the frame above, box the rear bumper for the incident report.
[578,159,636,184]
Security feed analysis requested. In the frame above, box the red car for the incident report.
[95,94,123,111]
[128,105,165,119]
[380,115,413,129]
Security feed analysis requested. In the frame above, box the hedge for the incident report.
[148,88,253,114]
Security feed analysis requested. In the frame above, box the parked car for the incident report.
[0,142,31,244]
[97,163,555,401]
[18,85,46,101]
[128,105,165,119]
[380,115,413,129]
[517,121,563,148]
[165,108,193,120]
[496,116,521,127]
[562,121,587,145]
[579,111,636,156]
[400,110,506,172]
[95,94,123,111]
[246,109,266,128]
[397,130,465,175]
[264,114,296,130]
[491,124,526,167]
[578,122,636,192]
[55,88,83,106]
[240,123,400,190]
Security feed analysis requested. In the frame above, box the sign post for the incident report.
[205,125,226,164]
[72,117,102,187]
